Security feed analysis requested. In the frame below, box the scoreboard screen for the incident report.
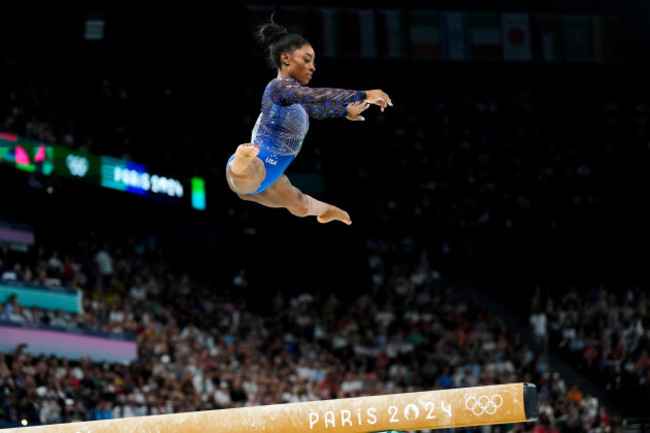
[1,132,206,211]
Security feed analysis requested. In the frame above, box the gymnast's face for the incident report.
[281,44,316,85]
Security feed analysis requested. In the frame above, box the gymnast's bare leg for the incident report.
[226,143,351,225]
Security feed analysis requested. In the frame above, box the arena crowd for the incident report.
[0,233,625,433]
[2,15,649,433]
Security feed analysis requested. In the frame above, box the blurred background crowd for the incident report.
[1,1,649,432]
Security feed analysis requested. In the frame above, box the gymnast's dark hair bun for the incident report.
[255,17,310,70]
[256,21,289,47]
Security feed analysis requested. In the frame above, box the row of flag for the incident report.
[246,6,620,63]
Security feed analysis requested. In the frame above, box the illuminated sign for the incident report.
[101,156,186,203]
[1,132,206,210]
[191,177,206,211]
[52,147,102,184]
[0,133,53,175]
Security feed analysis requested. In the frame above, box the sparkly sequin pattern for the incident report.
[251,78,366,156]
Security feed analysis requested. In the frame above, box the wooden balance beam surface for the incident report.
[6,382,538,433]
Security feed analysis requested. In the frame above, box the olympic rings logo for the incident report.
[465,394,503,416]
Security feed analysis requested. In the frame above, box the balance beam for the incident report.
[6,382,538,433]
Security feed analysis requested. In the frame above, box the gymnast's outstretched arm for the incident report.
[268,79,392,119]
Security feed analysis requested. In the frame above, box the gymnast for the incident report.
[226,20,392,225]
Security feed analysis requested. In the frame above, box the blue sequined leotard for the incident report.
[228,78,366,194]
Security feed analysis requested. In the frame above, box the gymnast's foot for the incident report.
[317,205,352,225]
[231,143,260,174]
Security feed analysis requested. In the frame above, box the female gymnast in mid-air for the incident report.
[226,20,392,225]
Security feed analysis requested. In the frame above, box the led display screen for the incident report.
[1,132,206,210]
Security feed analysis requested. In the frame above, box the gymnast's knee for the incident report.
[226,173,262,196]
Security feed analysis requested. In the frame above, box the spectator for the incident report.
[94,243,114,291]
[566,385,583,405]
[111,394,137,418]
[16,395,39,425]
[530,305,549,354]
[91,399,113,420]
[2,293,27,323]
[39,397,62,424]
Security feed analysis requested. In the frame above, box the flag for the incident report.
[530,13,561,62]
[501,12,531,61]
[562,14,592,63]
[313,7,344,58]
[470,11,501,60]
[341,9,377,58]
[592,14,620,63]
[409,9,442,59]
[84,19,105,41]
[376,9,408,59]
[441,11,470,61]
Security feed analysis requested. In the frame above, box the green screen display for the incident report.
[52,146,102,184]
[1,132,205,211]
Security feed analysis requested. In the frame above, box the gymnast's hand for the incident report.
[365,89,393,112]
[346,100,370,121]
